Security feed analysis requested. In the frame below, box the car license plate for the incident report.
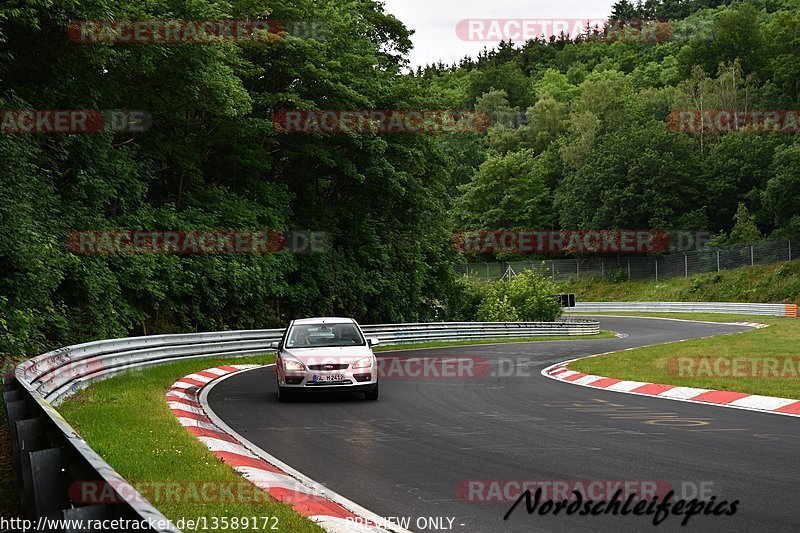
[313,374,345,383]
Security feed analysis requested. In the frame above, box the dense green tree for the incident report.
[452,149,553,230]
[676,2,765,78]
[762,141,800,234]
[554,121,703,228]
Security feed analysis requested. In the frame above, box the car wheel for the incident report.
[277,384,294,402]
[364,383,379,401]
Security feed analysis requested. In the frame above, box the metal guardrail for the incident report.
[4,320,599,531]
[571,301,798,317]
[361,321,599,345]
[2,378,181,532]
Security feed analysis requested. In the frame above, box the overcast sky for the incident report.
[382,0,618,68]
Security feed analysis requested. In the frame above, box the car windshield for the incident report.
[286,323,365,348]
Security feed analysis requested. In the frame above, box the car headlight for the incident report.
[352,357,373,369]
[284,358,306,371]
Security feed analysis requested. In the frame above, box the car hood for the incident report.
[283,345,374,365]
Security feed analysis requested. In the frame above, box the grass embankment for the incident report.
[559,259,800,304]
[570,313,800,399]
[59,354,324,533]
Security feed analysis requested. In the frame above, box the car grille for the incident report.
[307,363,349,370]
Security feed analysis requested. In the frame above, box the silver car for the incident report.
[271,317,379,401]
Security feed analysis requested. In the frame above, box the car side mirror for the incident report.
[269,341,280,350]
[368,338,380,346]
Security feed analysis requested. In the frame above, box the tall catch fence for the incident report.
[455,238,798,282]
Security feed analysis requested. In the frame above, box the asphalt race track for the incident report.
[208,316,800,532]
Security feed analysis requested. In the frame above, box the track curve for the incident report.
[207,316,800,532]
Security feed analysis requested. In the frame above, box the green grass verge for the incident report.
[58,355,324,533]
[373,331,616,352]
[570,313,800,399]
[559,259,800,305]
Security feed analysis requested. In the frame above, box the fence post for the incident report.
[750,245,754,266]
[551,261,555,282]
[655,258,658,281]
[684,252,688,278]
[717,250,720,272]
[627,258,631,281]
[484,262,489,279]
[601,259,604,279]
[576,261,580,279]
[789,240,792,262]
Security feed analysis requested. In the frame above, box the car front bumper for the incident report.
[278,366,378,390]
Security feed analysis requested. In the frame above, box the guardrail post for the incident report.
[15,417,50,519]
[64,504,112,530]
[30,447,69,522]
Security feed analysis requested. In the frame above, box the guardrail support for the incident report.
[30,447,69,524]
[16,417,50,519]
[64,504,112,531]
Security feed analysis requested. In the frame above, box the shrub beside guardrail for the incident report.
[4,320,599,531]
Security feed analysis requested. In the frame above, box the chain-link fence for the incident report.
[454,238,798,282]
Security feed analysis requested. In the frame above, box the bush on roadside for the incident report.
[477,270,563,322]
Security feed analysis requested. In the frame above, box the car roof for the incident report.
[291,317,356,325]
